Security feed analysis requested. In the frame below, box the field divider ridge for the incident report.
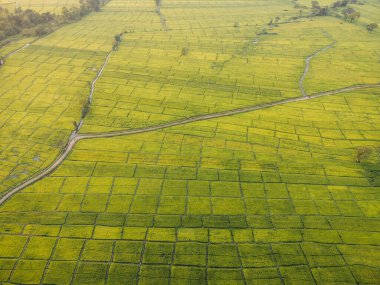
[1,82,379,205]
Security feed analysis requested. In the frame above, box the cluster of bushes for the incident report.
[331,0,357,8]
[0,0,105,42]
[155,0,161,13]
[0,7,54,40]
[356,146,380,163]
[366,23,378,32]
[342,7,360,22]
[311,0,361,17]
[113,33,123,50]
[311,1,329,16]
[308,0,377,31]
[181,47,189,56]
[61,0,103,21]
[270,16,281,26]
[311,0,358,13]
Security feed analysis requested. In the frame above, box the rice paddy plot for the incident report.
[0,88,379,284]
[303,17,380,94]
[0,0,379,284]
[0,38,35,57]
[82,2,340,133]
[0,0,79,13]
[0,0,161,194]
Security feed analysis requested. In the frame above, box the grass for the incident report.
[0,0,379,284]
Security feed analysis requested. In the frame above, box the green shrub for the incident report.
[181,47,189,56]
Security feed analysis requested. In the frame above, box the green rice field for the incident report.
[0,0,79,13]
[0,0,379,284]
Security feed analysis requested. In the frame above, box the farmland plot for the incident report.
[0,0,379,284]
[303,18,380,93]
[0,0,79,13]
[0,0,161,194]
[0,89,379,284]
[82,2,338,132]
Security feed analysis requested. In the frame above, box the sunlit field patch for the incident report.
[0,88,379,283]
[0,0,160,193]
[0,0,379,284]
[0,0,79,13]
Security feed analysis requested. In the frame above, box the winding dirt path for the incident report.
[4,43,30,58]
[3,40,37,59]
[299,39,336,97]
[73,34,124,134]
[0,82,379,205]
[155,1,168,31]
[79,84,380,139]
[1,33,379,206]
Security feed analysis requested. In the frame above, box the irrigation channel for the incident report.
[1,35,380,206]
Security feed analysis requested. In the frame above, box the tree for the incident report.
[342,7,355,15]
[113,33,122,50]
[268,19,273,28]
[88,0,101,11]
[35,26,52,37]
[61,7,71,20]
[259,28,268,35]
[155,0,161,12]
[356,146,372,163]
[73,121,79,132]
[41,12,54,22]
[345,11,360,22]
[0,0,106,43]
[181,47,189,56]
[115,33,122,42]
[331,0,349,8]
[3,23,21,36]
[366,23,378,32]
[80,0,100,13]
[314,6,328,16]
[21,15,32,28]
[81,98,91,118]
[311,1,320,9]
[311,1,328,16]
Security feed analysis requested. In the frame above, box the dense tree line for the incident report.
[0,0,105,43]
[308,0,377,31]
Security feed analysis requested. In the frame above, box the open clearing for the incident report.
[0,0,379,284]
